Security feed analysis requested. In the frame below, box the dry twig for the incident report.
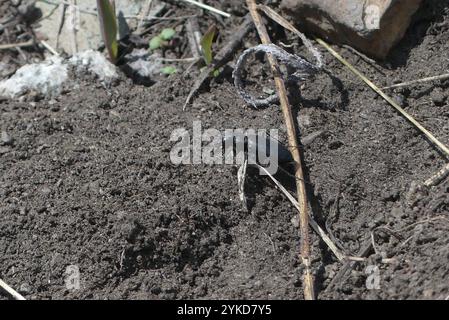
[245,0,314,300]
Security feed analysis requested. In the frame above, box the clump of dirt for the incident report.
[0,0,448,300]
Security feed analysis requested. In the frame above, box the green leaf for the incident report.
[213,69,220,77]
[200,25,218,66]
[161,66,177,75]
[97,0,118,63]
[160,28,176,41]
[149,36,163,50]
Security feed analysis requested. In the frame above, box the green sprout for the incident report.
[160,28,176,41]
[149,28,176,50]
[149,37,163,50]
[161,66,177,75]
[97,0,118,63]
[200,25,219,77]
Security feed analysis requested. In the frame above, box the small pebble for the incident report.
[393,94,405,106]
[19,283,32,295]
[291,215,300,228]
[1,131,13,145]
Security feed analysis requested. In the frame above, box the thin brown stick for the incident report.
[246,0,314,300]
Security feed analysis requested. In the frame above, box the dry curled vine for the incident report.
[233,43,322,108]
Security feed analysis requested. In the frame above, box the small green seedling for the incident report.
[161,66,177,75]
[149,28,176,50]
[97,0,118,63]
[200,25,219,77]
[160,28,176,41]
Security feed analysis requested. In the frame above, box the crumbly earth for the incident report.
[0,0,448,300]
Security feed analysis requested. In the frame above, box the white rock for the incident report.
[0,50,119,99]
[69,50,118,84]
[0,56,68,98]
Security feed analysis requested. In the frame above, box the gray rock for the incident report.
[1,131,13,145]
[19,283,32,295]
[281,0,423,59]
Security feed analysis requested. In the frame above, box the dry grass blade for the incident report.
[181,0,230,18]
[0,278,26,300]
[256,164,346,262]
[383,73,449,90]
[245,0,314,300]
[346,256,396,264]
[40,40,60,56]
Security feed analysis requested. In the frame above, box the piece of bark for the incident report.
[281,0,423,59]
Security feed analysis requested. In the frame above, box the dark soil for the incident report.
[1,0,448,300]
